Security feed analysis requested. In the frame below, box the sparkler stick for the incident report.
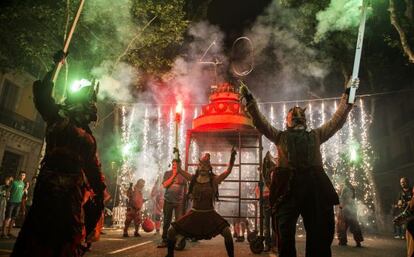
[51,0,86,83]
[348,0,369,104]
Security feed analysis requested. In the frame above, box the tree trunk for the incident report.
[389,0,414,63]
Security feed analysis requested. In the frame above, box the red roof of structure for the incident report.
[192,82,254,131]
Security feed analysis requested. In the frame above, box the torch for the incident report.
[175,101,183,149]
[348,0,369,104]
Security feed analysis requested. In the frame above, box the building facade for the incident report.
[370,89,414,232]
[0,71,44,182]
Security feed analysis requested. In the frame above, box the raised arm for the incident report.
[162,169,177,188]
[240,83,282,144]
[33,74,60,123]
[314,94,353,143]
[171,148,192,181]
[33,51,68,123]
[176,162,192,181]
[215,147,237,184]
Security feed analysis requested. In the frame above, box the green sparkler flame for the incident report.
[70,79,92,93]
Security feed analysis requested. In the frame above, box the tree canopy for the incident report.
[0,0,189,77]
[0,0,413,97]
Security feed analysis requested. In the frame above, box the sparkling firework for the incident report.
[116,99,376,226]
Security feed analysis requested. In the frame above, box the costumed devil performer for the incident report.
[336,178,363,247]
[240,79,357,257]
[165,147,237,257]
[12,51,106,257]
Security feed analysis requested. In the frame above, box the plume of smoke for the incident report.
[315,0,363,42]
[148,21,228,105]
[92,61,138,103]
[83,0,142,103]
[245,1,331,101]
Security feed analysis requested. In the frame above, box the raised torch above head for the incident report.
[348,0,370,104]
[175,101,183,149]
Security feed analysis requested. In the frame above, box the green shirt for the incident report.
[9,180,25,203]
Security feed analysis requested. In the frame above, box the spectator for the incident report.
[394,177,413,239]
[157,161,187,248]
[393,185,414,257]
[0,177,13,224]
[20,178,33,218]
[1,171,26,238]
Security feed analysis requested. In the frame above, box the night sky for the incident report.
[207,0,272,45]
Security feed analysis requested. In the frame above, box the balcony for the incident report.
[0,107,44,139]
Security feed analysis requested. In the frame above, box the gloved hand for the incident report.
[345,78,359,95]
[53,50,68,64]
[239,80,254,103]
[173,147,181,163]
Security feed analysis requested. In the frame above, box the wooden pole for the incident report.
[51,0,86,83]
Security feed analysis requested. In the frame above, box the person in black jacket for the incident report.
[240,80,356,257]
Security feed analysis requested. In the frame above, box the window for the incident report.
[0,79,20,111]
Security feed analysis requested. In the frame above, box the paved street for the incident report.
[0,228,406,257]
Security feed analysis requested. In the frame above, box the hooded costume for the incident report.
[12,65,106,257]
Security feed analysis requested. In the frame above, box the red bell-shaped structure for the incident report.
[192,82,254,131]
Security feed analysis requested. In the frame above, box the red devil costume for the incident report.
[123,179,145,237]
[12,52,106,257]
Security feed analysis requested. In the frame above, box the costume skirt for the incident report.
[172,209,229,240]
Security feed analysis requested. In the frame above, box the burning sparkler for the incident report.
[175,101,183,149]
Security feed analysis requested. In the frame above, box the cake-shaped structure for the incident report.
[192,82,254,130]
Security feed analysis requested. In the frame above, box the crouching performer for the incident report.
[240,80,356,257]
[12,51,106,257]
[165,147,237,257]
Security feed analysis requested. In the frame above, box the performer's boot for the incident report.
[134,224,141,237]
[165,239,175,257]
[225,239,234,257]
[123,226,129,237]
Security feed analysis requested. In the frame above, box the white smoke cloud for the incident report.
[92,61,138,103]
[148,21,228,105]
[315,0,363,42]
[244,1,331,100]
